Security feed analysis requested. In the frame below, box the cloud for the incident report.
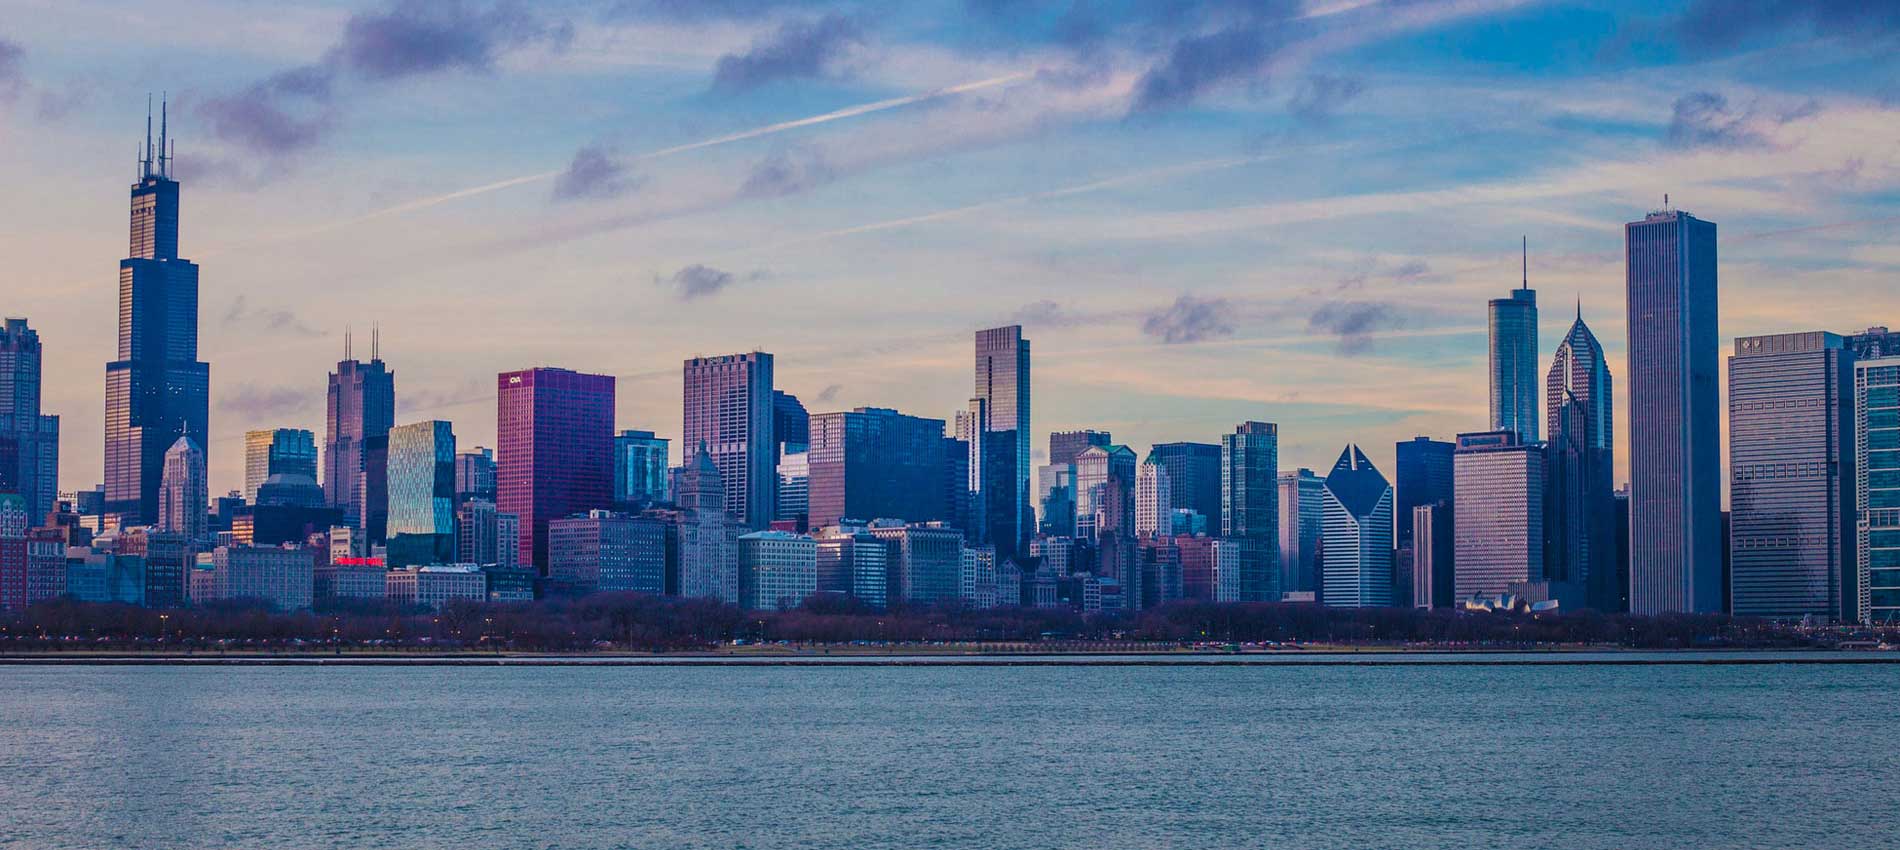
[336,0,572,81]
[199,66,337,155]
[0,39,22,101]
[219,384,314,419]
[1288,74,1364,124]
[1010,299,1086,327]
[1673,0,1900,51]
[400,377,492,414]
[1131,23,1286,113]
[657,264,766,301]
[222,296,326,338]
[740,147,836,198]
[551,145,644,201]
[815,383,843,403]
[1141,295,1234,344]
[200,1,570,159]
[711,13,862,93]
[1391,259,1431,283]
[1308,300,1400,355]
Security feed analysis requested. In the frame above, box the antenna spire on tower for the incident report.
[345,325,353,361]
[1520,235,1528,290]
[371,323,380,361]
[142,94,154,178]
[158,93,169,178]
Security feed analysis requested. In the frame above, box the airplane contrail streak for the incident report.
[208,72,1033,255]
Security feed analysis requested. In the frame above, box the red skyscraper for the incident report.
[497,368,615,573]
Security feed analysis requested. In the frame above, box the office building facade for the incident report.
[498,367,615,573]
[1320,445,1393,608]
[0,318,59,524]
[385,420,457,567]
[1453,430,1545,599]
[683,352,775,528]
[806,407,949,531]
[1221,422,1279,601]
[244,428,317,504]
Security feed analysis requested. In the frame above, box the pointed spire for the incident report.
[158,92,169,178]
[371,323,380,361]
[142,93,154,179]
[1520,235,1528,290]
[1576,295,1582,321]
[344,324,353,361]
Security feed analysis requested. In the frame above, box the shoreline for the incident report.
[2,649,1894,667]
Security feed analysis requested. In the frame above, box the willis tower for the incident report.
[104,100,209,527]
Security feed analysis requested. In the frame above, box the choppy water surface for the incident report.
[1,658,1893,849]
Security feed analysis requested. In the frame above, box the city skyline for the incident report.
[5,1,1897,498]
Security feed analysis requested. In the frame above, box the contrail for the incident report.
[209,72,1032,254]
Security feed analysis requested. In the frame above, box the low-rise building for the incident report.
[386,564,487,610]
[737,530,818,611]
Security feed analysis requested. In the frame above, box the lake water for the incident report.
[1,656,1893,849]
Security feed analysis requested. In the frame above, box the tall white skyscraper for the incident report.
[158,436,206,542]
[1134,457,1172,538]
[1320,445,1392,608]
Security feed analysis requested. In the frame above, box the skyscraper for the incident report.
[1277,468,1323,596]
[1221,422,1279,601]
[105,104,209,527]
[1147,441,1222,532]
[1074,444,1136,541]
[1320,445,1392,608]
[683,352,775,528]
[1725,333,1854,621]
[498,367,616,572]
[1626,208,1722,614]
[1049,430,1110,467]
[244,428,317,504]
[385,420,456,567]
[612,430,670,505]
[962,400,1023,559]
[773,390,809,455]
[806,407,949,530]
[674,445,738,604]
[1452,430,1545,599]
[974,326,1031,555]
[1393,436,1454,572]
[1134,457,1172,538]
[1856,354,1900,623]
[454,447,496,504]
[1546,308,1617,610]
[324,331,395,533]
[0,318,58,524]
[157,436,206,543]
[1489,239,1539,442]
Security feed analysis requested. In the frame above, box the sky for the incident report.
[3,0,1898,498]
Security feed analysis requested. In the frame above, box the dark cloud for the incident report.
[1288,74,1364,124]
[336,0,572,81]
[201,1,569,159]
[740,147,836,198]
[1391,259,1430,283]
[658,264,766,301]
[711,14,862,93]
[1141,295,1234,344]
[551,146,644,202]
[1010,299,1084,327]
[199,66,337,155]
[1131,24,1285,113]
[0,39,23,101]
[1673,0,1900,51]
[1308,300,1400,355]
[815,383,843,403]
[222,296,326,338]
[219,384,314,419]
[1666,91,1771,150]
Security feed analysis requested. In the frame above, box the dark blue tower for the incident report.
[105,97,209,526]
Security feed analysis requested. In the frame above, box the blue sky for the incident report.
[3,0,1898,494]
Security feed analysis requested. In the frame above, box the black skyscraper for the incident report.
[325,328,395,538]
[104,101,209,526]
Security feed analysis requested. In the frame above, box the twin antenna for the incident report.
[139,93,174,180]
[344,324,382,362]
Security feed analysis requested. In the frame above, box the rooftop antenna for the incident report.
[1521,235,1527,289]
[142,94,153,178]
[1576,295,1582,321]
[344,325,353,361]
[1664,193,1670,210]
[371,323,380,361]
[158,93,169,178]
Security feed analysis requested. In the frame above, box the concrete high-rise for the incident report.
[683,352,775,528]
[1277,468,1323,596]
[1546,308,1618,610]
[1147,441,1222,532]
[974,326,1031,556]
[1134,457,1172,538]
[244,428,317,504]
[1453,430,1545,599]
[498,367,615,573]
[324,332,395,534]
[0,318,58,524]
[1221,422,1279,601]
[1320,445,1392,608]
[1626,208,1722,614]
[157,436,206,542]
[674,445,738,604]
[1856,354,1900,623]
[1489,239,1539,442]
[385,420,456,567]
[1729,332,1854,622]
[806,407,949,531]
[105,105,209,527]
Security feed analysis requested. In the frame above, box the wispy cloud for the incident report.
[1671,0,1900,51]
[711,13,862,93]
[222,296,325,338]
[1141,295,1235,344]
[551,145,645,202]
[219,384,314,420]
[1288,73,1364,123]
[740,147,836,198]
[657,264,765,301]
[1308,300,1400,355]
